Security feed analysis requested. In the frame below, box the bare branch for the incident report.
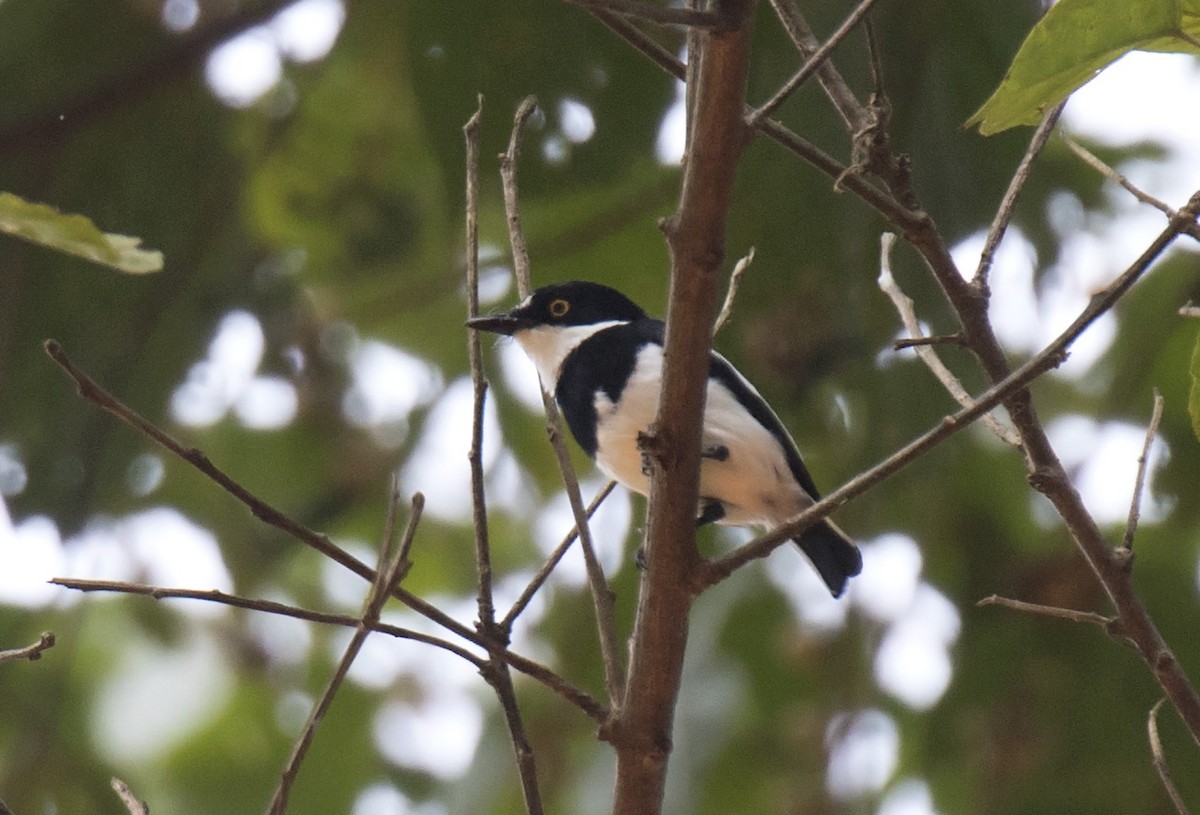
[466,95,499,629]
[976,595,1114,628]
[111,778,149,815]
[564,0,723,28]
[502,479,618,631]
[467,98,546,815]
[1064,135,1200,243]
[878,232,1021,445]
[498,97,626,705]
[42,339,513,682]
[611,4,756,811]
[713,246,754,335]
[1123,389,1165,552]
[52,576,610,722]
[269,496,424,814]
[1179,300,1200,318]
[500,96,540,296]
[748,0,883,125]
[763,0,869,131]
[893,333,967,350]
[1148,698,1192,815]
[0,632,55,665]
[974,102,1066,286]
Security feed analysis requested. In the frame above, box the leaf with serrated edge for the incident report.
[0,192,163,273]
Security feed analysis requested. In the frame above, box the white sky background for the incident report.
[1,7,1199,812]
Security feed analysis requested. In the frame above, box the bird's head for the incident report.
[466,281,645,336]
[467,281,648,389]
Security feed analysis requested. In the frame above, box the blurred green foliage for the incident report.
[2,1,1200,814]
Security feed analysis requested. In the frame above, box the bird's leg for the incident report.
[696,498,726,528]
[700,443,730,462]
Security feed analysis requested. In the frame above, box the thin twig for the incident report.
[893,333,967,350]
[713,246,754,336]
[879,233,1021,445]
[973,102,1066,286]
[44,340,372,583]
[499,96,626,704]
[466,96,498,629]
[1179,300,1200,318]
[51,576,609,721]
[707,195,1200,585]
[976,595,1114,628]
[268,495,423,815]
[466,98,546,815]
[111,778,149,815]
[42,340,497,675]
[500,96,540,295]
[564,0,723,28]
[501,479,617,632]
[49,575,491,662]
[43,341,610,723]
[1064,135,1200,243]
[1123,389,1165,552]
[748,0,883,125]
[0,632,55,665]
[1148,698,1192,815]
[764,0,869,131]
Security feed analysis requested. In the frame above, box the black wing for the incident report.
[707,351,823,501]
[555,318,664,458]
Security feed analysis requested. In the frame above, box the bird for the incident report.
[467,280,862,597]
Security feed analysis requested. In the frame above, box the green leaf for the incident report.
[967,0,1200,135]
[1189,329,1200,443]
[0,191,163,273]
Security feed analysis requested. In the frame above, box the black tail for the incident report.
[794,519,862,598]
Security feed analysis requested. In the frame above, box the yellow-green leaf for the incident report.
[0,191,163,273]
[967,0,1200,135]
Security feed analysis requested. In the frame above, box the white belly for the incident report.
[591,350,808,528]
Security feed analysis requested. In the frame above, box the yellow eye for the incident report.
[548,298,570,318]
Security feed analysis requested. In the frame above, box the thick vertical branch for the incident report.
[608,2,756,813]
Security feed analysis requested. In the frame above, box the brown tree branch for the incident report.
[712,246,754,336]
[878,232,1021,445]
[607,3,756,813]
[976,595,1115,629]
[111,778,149,815]
[763,0,870,132]
[0,632,56,665]
[501,480,617,631]
[466,98,546,815]
[974,103,1066,286]
[1148,698,1192,815]
[748,0,883,125]
[1123,389,1165,553]
[44,344,610,723]
[51,576,611,723]
[499,96,627,705]
[268,492,422,815]
[1064,135,1200,243]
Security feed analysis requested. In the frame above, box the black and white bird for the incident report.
[467,281,862,597]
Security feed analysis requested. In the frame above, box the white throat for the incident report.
[513,321,625,394]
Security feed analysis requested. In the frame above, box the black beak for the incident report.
[465,313,532,336]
